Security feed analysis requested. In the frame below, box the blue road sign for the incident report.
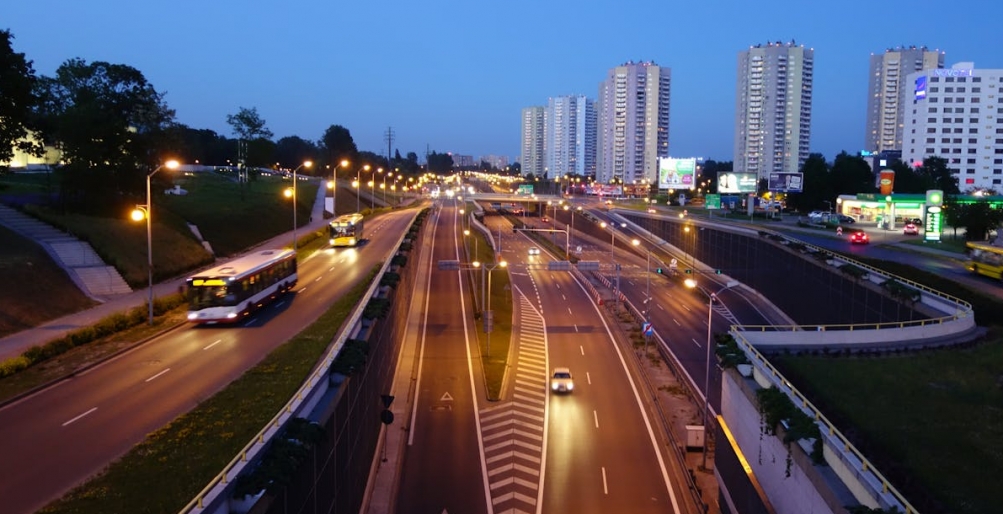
[642,322,654,336]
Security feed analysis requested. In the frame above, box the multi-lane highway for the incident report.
[395,201,695,513]
[0,210,416,514]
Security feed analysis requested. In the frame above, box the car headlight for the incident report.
[567,383,574,390]
[551,382,559,390]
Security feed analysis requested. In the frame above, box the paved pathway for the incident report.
[0,182,332,362]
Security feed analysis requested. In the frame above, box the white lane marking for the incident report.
[203,339,223,350]
[580,346,584,356]
[657,304,665,310]
[63,407,97,427]
[567,307,573,315]
[574,324,579,333]
[586,372,592,385]
[602,466,609,494]
[683,304,690,312]
[562,294,567,301]
[692,338,702,348]
[314,276,322,282]
[594,410,599,428]
[146,368,171,383]
[298,287,307,293]
[329,266,336,272]
[673,318,681,326]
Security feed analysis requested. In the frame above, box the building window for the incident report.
[928,138,937,143]
[941,138,951,143]
[927,148,936,153]
[932,77,940,82]
[972,108,980,113]
[968,148,977,153]
[945,98,954,103]
[974,87,982,92]
[945,87,955,93]
[955,118,964,123]
[974,77,982,83]
[954,138,963,143]
[968,158,977,164]
[946,77,955,83]
[929,107,938,113]
[970,138,978,144]
[967,169,975,174]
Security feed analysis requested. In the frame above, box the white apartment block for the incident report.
[865,46,944,153]
[903,63,1003,191]
[597,61,671,185]
[546,95,596,178]
[734,41,814,178]
[521,106,546,177]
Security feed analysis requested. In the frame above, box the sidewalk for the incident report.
[0,182,332,362]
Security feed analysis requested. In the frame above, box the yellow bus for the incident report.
[965,241,1003,281]
[329,213,365,247]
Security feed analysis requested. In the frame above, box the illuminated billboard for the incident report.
[658,158,696,189]
[915,75,927,100]
[767,172,803,192]
[718,172,758,194]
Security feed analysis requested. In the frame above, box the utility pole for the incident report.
[384,126,395,171]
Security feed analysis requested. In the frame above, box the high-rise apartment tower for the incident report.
[596,61,671,185]
[865,46,944,153]
[734,41,814,178]
[546,95,596,178]
[520,106,546,177]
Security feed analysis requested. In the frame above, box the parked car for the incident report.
[903,223,919,235]
[837,214,856,224]
[550,367,574,393]
[907,217,923,226]
[849,231,870,244]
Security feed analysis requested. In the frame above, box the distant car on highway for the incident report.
[528,246,540,256]
[550,367,574,393]
[541,216,549,223]
[849,231,870,244]
[903,223,919,235]
[647,208,657,213]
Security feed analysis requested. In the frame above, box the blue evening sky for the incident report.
[5,0,1000,165]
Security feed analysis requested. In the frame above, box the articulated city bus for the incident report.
[329,213,365,247]
[965,241,1003,281]
[185,249,297,324]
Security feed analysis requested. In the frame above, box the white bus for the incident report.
[185,249,297,324]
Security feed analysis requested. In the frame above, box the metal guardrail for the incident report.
[732,330,920,514]
[178,211,419,514]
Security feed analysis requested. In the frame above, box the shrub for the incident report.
[380,272,400,288]
[0,356,31,378]
[363,298,391,320]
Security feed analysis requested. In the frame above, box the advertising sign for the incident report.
[587,184,624,197]
[658,158,696,189]
[924,206,942,242]
[718,172,758,194]
[705,194,721,209]
[879,169,895,195]
[915,75,928,100]
[767,172,803,192]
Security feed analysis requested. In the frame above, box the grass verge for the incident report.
[464,229,512,400]
[0,225,98,338]
[772,332,1003,514]
[37,266,380,514]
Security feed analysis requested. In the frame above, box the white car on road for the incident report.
[528,246,541,256]
[550,367,574,393]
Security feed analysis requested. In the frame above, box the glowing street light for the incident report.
[327,159,349,216]
[284,160,313,251]
[131,159,180,325]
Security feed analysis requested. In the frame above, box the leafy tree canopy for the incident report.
[0,29,43,169]
[274,136,319,172]
[226,106,273,141]
[320,124,357,168]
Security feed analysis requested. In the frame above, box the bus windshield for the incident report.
[188,282,239,308]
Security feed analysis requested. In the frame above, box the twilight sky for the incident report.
[5,0,1001,165]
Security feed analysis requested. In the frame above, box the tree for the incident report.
[320,124,357,170]
[164,125,233,166]
[274,136,319,172]
[918,156,960,195]
[35,58,176,212]
[0,29,43,170]
[427,151,453,174]
[226,107,273,141]
[945,199,1003,241]
[830,152,875,196]
[789,153,830,212]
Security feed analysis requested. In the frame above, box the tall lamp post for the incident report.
[131,159,180,325]
[355,164,371,212]
[283,160,313,252]
[685,277,739,470]
[328,159,349,216]
[563,204,582,255]
[474,259,508,358]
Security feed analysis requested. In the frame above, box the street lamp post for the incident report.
[131,159,180,325]
[328,159,349,216]
[284,161,313,252]
[355,164,371,212]
[474,259,508,358]
[685,278,739,470]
